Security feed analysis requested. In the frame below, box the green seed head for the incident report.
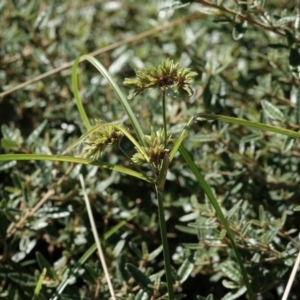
[124,58,197,99]
[84,121,123,160]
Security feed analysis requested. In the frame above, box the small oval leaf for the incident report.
[282,136,294,153]
[148,245,163,261]
[34,2,56,31]
[8,272,36,287]
[36,252,58,280]
[261,100,285,121]
[126,263,152,293]
[1,138,19,150]
[293,205,300,211]
[26,120,48,147]
[177,255,194,284]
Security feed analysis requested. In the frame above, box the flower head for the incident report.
[132,128,172,167]
[83,121,123,160]
[124,58,197,99]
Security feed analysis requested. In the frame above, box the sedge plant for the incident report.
[2,55,300,299]
[69,56,252,299]
[68,56,300,299]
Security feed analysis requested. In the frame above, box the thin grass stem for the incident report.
[79,175,116,300]
[156,187,174,300]
[281,249,300,300]
[162,90,167,147]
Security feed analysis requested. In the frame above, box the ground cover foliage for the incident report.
[1,0,300,299]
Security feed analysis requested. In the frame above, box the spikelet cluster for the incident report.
[84,121,123,160]
[132,128,172,167]
[124,58,197,99]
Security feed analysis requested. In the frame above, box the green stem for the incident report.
[162,90,167,147]
[156,187,174,299]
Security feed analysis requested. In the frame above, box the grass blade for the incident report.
[31,268,46,300]
[169,116,195,162]
[72,58,91,130]
[72,55,144,145]
[0,154,152,183]
[196,114,300,138]
[179,145,254,300]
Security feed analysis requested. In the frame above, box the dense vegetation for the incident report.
[1,1,300,299]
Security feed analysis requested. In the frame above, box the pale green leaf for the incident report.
[261,100,285,121]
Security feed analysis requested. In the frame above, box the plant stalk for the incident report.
[162,90,167,147]
[155,187,174,300]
